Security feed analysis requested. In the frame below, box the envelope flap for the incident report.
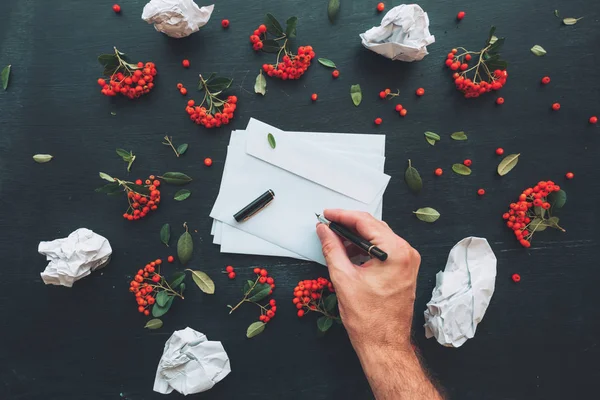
[245,125,390,204]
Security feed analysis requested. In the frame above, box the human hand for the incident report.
[316,209,421,351]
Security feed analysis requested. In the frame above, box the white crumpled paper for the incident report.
[154,327,230,395]
[423,237,497,348]
[39,228,112,287]
[359,4,435,62]
[142,0,214,38]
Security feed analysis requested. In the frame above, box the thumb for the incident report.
[316,224,354,273]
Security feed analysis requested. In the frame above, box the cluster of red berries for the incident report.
[378,88,399,100]
[293,277,335,318]
[249,24,268,51]
[502,180,562,248]
[129,259,163,315]
[176,83,188,96]
[225,265,236,279]
[258,299,278,324]
[253,267,276,295]
[261,47,316,80]
[445,49,507,98]
[98,62,157,99]
[123,175,161,221]
[395,104,408,117]
[184,96,237,128]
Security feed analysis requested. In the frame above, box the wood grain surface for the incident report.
[0,0,599,399]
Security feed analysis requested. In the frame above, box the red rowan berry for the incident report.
[258,24,267,33]
[434,168,443,176]
[112,4,121,13]
[395,104,403,112]
[552,102,560,111]
[512,273,521,282]
[269,299,276,306]
[374,117,382,125]
[311,93,318,101]
[297,310,305,317]
[228,272,236,279]
[465,54,472,61]
[416,88,425,96]
[541,76,550,85]
[182,59,190,68]
[565,172,574,179]
[177,83,183,89]
[477,188,485,196]
[496,147,504,155]
[259,315,266,322]
[496,97,505,105]
[135,179,143,185]
[332,70,340,78]
[463,159,472,167]
[204,158,212,167]
[221,19,229,28]
[379,91,386,99]
[225,265,234,273]
[400,109,407,117]
[377,3,385,12]
[180,88,187,95]
[590,116,598,124]
[260,269,267,277]
[253,267,261,274]
[457,11,465,20]
[267,310,274,318]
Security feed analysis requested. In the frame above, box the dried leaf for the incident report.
[267,133,276,149]
[1,65,11,91]
[413,207,440,223]
[177,230,193,265]
[174,189,191,201]
[160,223,170,247]
[452,164,471,175]
[426,137,436,146]
[144,319,163,330]
[317,316,333,332]
[548,189,567,209]
[246,321,266,338]
[186,269,215,294]
[497,153,520,176]
[327,0,340,22]
[160,172,192,185]
[450,131,468,140]
[350,84,362,106]
[404,159,422,194]
[562,17,583,26]
[177,143,188,155]
[318,58,336,68]
[530,45,547,56]
[33,154,53,163]
[254,70,267,96]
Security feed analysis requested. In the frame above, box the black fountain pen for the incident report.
[316,214,388,262]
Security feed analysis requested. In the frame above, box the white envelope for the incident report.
[209,119,390,264]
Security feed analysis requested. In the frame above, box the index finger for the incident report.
[323,209,390,242]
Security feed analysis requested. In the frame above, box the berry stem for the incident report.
[229,276,261,314]
[162,135,180,157]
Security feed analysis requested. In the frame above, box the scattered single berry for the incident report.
[496,97,505,105]
[228,272,236,279]
[221,19,230,28]
[182,59,190,68]
[434,168,443,176]
[226,265,234,273]
[541,76,551,85]
[311,93,318,101]
[332,69,340,78]
[112,4,121,13]
[552,102,561,111]
[457,11,465,20]
[590,116,598,124]
[379,91,386,99]
[376,2,385,12]
[167,255,174,263]
[463,159,472,167]
[204,158,212,167]
[395,104,403,112]
[565,172,574,180]
[416,88,425,96]
[512,273,521,283]
[374,117,382,125]
[496,147,504,155]
[180,87,187,95]
[400,109,407,117]
[477,188,485,196]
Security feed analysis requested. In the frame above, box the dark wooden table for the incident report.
[1,0,598,399]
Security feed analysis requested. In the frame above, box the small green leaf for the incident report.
[563,17,583,26]
[497,153,520,176]
[452,164,472,175]
[285,16,298,38]
[548,189,567,209]
[404,159,422,194]
[160,172,192,185]
[530,45,547,56]
[116,148,132,160]
[169,271,186,289]
[1,65,11,91]
[546,216,563,230]
[317,316,333,332]
[318,58,336,68]
[33,154,53,163]
[160,223,170,247]
[350,84,362,106]
[128,183,150,196]
[174,189,191,201]
[426,137,436,146]
[98,54,118,67]
[204,76,233,92]
[95,182,121,194]
[489,36,498,45]
[424,131,441,143]
[243,279,254,294]
[265,13,284,36]
[554,10,560,18]
[186,269,215,294]
[246,321,266,338]
[179,282,186,294]
[248,283,271,302]
[177,143,188,155]
[450,131,468,140]
[267,133,276,149]
[156,291,171,307]
[487,26,497,44]
[261,39,281,53]
[254,70,267,96]
[534,206,546,219]
[324,294,337,313]
[144,319,163,330]
[529,217,548,232]
[152,296,174,317]
[177,230,193,265]
[327,0,340,22]
[110,111,117,116]
[413,207,440,223]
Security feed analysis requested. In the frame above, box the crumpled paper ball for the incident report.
[423,237,497,348]
[142,0,214,38]
[38,228,112,287]
[153,327,231,395]
[359,4,435,62]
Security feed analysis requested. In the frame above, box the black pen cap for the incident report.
[233,190,275,222]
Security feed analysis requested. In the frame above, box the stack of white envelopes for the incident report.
[209,118,391,266]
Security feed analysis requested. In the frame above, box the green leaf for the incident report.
[554,10,560,18]
[95,182,122,194]
[530,45,547,56]
[152,296,174,317]
[486,59,508,71]
[452,163,472,175]
[265,13,284,36]
[489,35,498,45]
[186,269,215,294]
[350,84,362,106]
[243,280,254,294]
[205,76,233,92]
[317,316,333,332]
[169,271,186,289]
[246,321,266,338]
[179,282,186,294]
[144,319,163,330]
[156,291,171,307]
[529,217,548,232]
[285,16,298,38]
[563,17,583,26]
[177,143,188,155]
[248,283,271,302]
[174,189,191,201]
[424,131,440,143]
[324,294,337,313]
[160,223,170,246]
[404,159,422,194]
[99,172,115,183]
[127,183,150,196]
[97,54,118,67]
[548,189,567,209]
[327,0,340,22]
[318,58,336,68]
[160,172,192,185]
[33,154,53,163]
[545,216,563,230]
[261,39,281,53]
[487,26,497,45]
[254,70,267,96]
[487,38,505,54]
[116,148,132,161]
[1,65,11,91]
[426,137,436,146]
[267,133,276,149]
[413,207,440,223]
[450,131,468,140]
[534,206,546,219]
[497,153,520,176]
[177,231,193,265]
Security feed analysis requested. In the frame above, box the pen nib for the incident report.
[315,213,328,225]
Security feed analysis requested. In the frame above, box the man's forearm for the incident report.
[353,342,443,400]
